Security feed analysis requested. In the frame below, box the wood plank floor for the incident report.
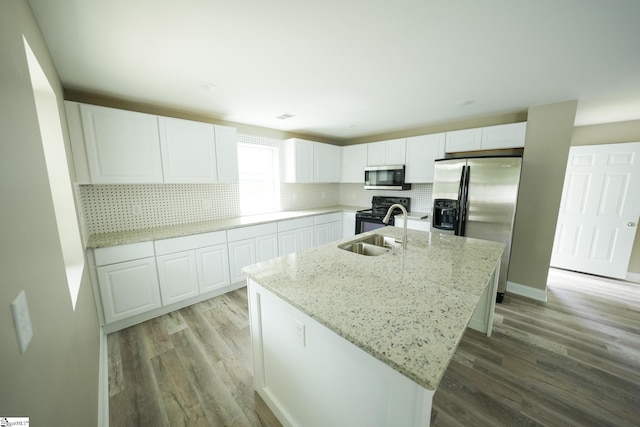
[108,268,640,426]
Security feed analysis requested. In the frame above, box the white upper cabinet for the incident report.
[159,116,217,183]
[314,142,342,183]
[67,102,239,184]
[214,125,239,182]
[481,122,527,150]
[341,144,367,183]
[367,138,406,166]
[159,119,238,183]
[80,104,164,183]
[445,128,482,153]
[327,144,342,182]
[445,122,527,153]
[286,138,341,183]
[285,138,315,183]
[405,133,446,183]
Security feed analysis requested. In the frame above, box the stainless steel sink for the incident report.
[338,234,399,256]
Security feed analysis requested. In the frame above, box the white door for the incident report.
[551,142,640,279]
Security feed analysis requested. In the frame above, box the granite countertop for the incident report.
[86,205,365,249]
[243,226,504,391]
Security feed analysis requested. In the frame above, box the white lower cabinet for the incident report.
[91,212,355,331]
[314,212,343,246]
[156,251,199,305]
[256,234,279,262]
[196,245,230,293]
[228,239,256,284]
[227,223,278,284]
[343,212,356,238]
[155,231,230,300]
[96,256,161,324]
[277,217,315,256]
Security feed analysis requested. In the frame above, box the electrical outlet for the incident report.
[11,290,33,353]
[294,319,306,347]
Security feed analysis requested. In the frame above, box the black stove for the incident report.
[355,196,411,234]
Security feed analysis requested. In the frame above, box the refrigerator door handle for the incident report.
[458,165,470,236]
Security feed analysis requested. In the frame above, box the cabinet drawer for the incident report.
[227,223,278,242]
[94,241,155,266]
[313,212,342,225]
[278,216,314,232]
[154,230,227,255]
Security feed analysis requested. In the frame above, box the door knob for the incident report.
[628,222,637,227]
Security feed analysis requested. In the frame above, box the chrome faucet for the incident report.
[382,204,408,250]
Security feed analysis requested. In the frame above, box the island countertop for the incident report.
[243,226,504,391]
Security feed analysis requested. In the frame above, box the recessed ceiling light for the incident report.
[277,113,296,120]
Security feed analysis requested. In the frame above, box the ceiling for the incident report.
[27,0,640,142]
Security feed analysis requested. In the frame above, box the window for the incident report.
[24,37,85,310]
[237,143,280,215]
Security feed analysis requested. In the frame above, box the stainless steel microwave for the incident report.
[364,165,412,190]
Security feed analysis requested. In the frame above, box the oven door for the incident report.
[355,214,395,234]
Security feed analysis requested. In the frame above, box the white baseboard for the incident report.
[626,272,640,283]
[98,328,109,427]
[506,281,547,302]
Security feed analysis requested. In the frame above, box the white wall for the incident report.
[0,1,100,424]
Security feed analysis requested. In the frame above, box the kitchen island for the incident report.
[244,226,504,427]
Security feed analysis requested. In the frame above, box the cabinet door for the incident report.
[481,122,527,150]
[195,244,230,293]
[384,138,406,165]
[278,230,297,256]
[298,226,315,252]
[329,221,343,242]
[215,125,239,182]
[314,143,329,182]
[80,104,163,183]
[317,221,342,245]
[343,212,356,238]
[256,234,278,262]
[405,133,445,183]
[228,238,256,284]
[367,141,386,166]
[159,116,217,183]
[156,251,199,305]
[97,257,161,323]
[445,128,482,153]
[327,144,342,182]
[285,139,314,182]
[314,223,331,246]
[341,144,367,183]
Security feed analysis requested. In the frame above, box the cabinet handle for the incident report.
[628,222,637,227]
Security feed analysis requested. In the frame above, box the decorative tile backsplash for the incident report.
[76,133,433,237]
[338,183,433,213]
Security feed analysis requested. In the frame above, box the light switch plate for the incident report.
[11,290,33,353]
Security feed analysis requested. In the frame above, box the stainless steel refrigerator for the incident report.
[431,156,522,302]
